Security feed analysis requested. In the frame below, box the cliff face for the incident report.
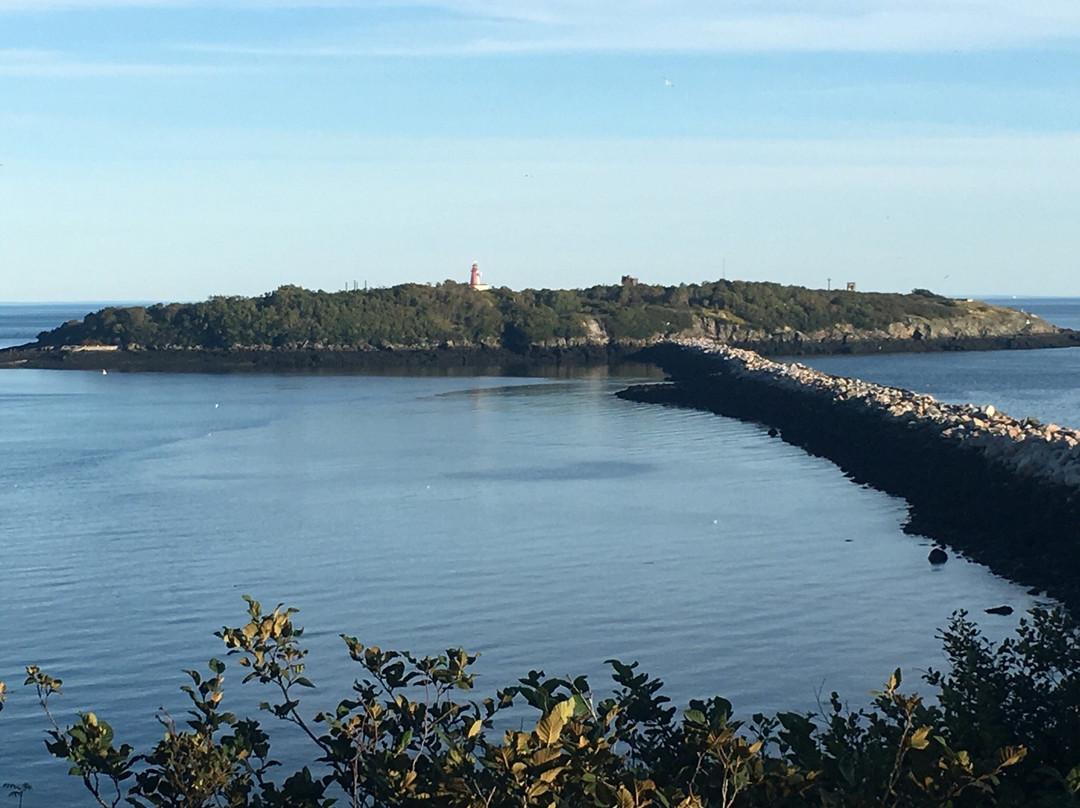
[545,302,1060,353]
[681,301,1059,349]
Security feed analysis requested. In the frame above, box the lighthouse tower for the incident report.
[468,262,491,291]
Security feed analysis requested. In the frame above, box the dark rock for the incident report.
[732,330,1080,357]
[767,427,779,438]
[985,605,1014,616]
[928,547,948,565]
[0,344,653,375]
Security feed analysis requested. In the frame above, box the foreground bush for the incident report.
[6,600,1080,807]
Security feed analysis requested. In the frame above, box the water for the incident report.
[996,297,1080,332]
[795,298,1080,428]
[0,303,104,349]
[1,300,1073,804]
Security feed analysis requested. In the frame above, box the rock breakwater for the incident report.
[619,340,1080,610]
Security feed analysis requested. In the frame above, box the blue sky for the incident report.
[3,2,1080,302]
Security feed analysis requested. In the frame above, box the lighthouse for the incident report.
[468,262,491,291]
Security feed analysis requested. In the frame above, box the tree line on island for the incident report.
[2,599,1079,807]
[31,280,969,352]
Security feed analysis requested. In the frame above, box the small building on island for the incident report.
[469,262,491,291]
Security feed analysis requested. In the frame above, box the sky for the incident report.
[2,1,1080,302]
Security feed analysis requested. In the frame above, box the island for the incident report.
[1,278,1077,372]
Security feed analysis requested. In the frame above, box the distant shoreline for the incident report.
[2,330,1079,374]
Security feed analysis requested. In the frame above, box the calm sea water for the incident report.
[795,298,1080,428]
[1,300,1074,804]
[0,302,148,350]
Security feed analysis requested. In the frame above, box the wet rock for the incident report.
[928,547,949,565]
[985,605,1014,616]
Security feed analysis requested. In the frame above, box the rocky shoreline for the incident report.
[618,340,1080,611]
[0,343,647,375]
[727,329,1080,356]
[2,329,1078,374]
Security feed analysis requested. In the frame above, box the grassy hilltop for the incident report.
[28,279,1058,353]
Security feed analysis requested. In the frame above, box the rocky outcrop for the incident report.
[618,340,1080,610]
[3,321,1078,373]
[928,548,949,565]
[673,300,1070,356]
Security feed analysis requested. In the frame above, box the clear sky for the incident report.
[3,1,1080,302]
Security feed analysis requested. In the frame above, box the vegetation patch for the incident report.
[4,600,1079,807]
[27,280,1014,355]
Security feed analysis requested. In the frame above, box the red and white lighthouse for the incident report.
[468,262,490,291]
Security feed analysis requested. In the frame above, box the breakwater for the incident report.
[619,341,1080,610]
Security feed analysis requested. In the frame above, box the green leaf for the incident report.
[997,746,1028,770]
[910,726,931,750]
[571,693,590,716]
[1065,763,1080,794]
[684,709,707,726]
[554,697,575,722]
[535,699,574,745]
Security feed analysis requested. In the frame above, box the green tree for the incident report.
[30,279,1006,354]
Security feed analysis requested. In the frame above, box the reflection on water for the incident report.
[3,301,1073,802]
[452,460,656,482]
[0,367,1047,803]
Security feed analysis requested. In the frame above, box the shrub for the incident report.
[16,600,1080,807]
